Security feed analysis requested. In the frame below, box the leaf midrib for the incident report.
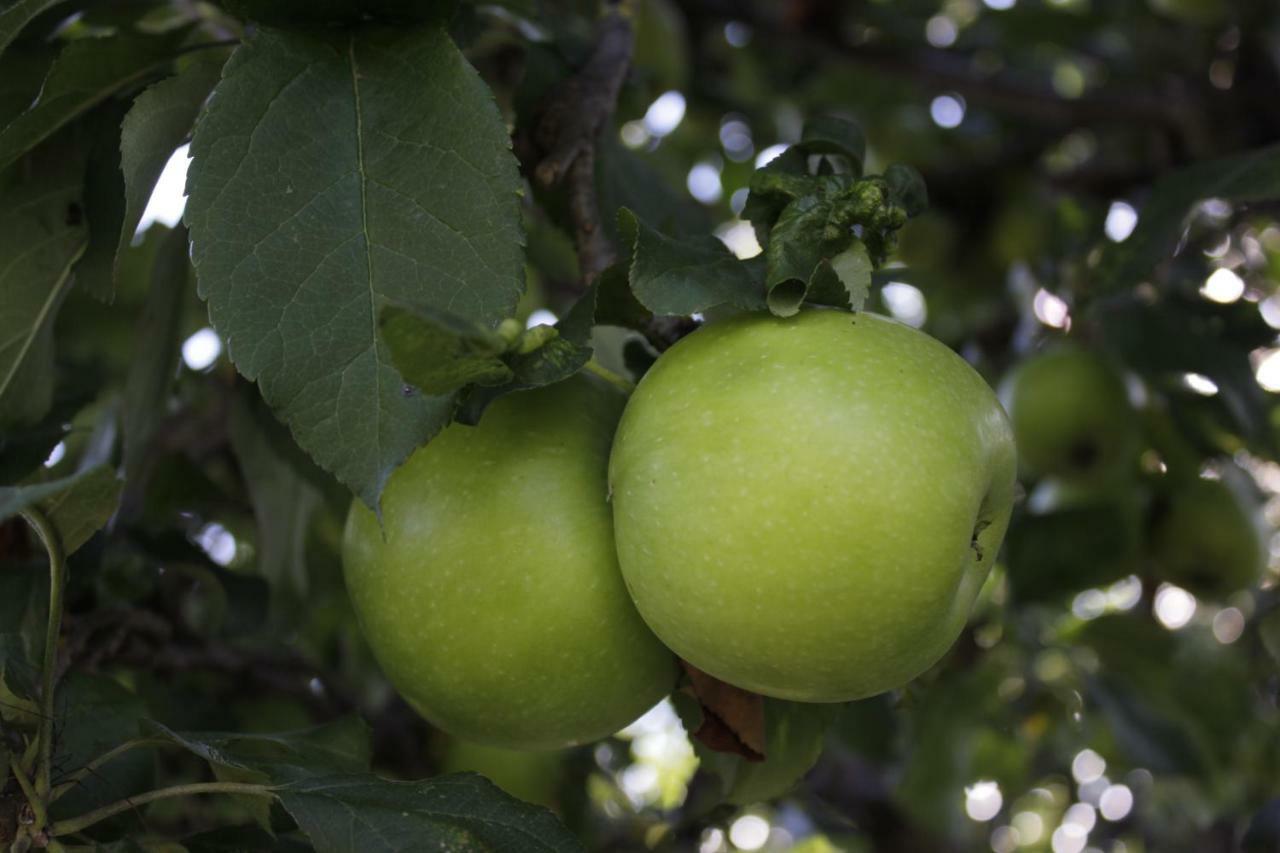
[0,238,86,401]
[348,35,384,468]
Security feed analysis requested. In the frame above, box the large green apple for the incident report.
[609,309,1016,702]
[999,347,1139,485]
[344,375,676,749]
[1150,476,1267,597]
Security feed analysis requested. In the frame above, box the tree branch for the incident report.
[676,0,1210,151]
[519,1,637,285]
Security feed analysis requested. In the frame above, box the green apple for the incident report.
[437,737,565,808]
[1150,476,1267,597]
[344,375,676,749]
[999,347,1139,485]
[609,309,1016,702]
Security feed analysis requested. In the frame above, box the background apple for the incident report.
[1000,347,1139,485]
[436,737,566,809]
[609,309,1017,702]
[344,375,676,749]
[1150,475,1267,597]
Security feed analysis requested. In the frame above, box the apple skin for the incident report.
[437,738,564,808]
[344,375,676,749]
[999,348,1139,486]
[609,309,1017,702]
[1151,476,1267,597]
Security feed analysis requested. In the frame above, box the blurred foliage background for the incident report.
[3,0,1280,851]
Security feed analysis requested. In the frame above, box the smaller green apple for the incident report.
[1150,476,1267,597]
[437,737,565,808]
[343,375,676,749]
[1000,348,1139,485]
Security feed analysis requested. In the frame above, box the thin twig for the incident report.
[521,1,637,285]
[49,781,275,838]
[9,754,45,833]
[49,738,170,803]
[20,508,64,806]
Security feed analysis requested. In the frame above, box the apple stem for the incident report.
[584,360,636,394]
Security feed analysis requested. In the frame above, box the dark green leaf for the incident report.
[185,25,524,507]
[115,51,225,285]
[741,148,818,238]
[36,463,121,553]
[0,144,89,428]
[380,304,512,397]
[221,0,456,28]
[883,164,928,217]
[120,224,190,497]
[596,136,709,240]
[592,262,653,332]
[278,772,584,853]
[1098,143,1280,292]
[798,115,865,173]
[764,192,853,316]
[0,45,54,127]
[228,388,321,601]
[49,673,152,822]
[1087,673,1209,776]
[1004,504,1142,603]
[72,102,130,301]
[138,719,580,847]
[0,0,67,57]
[0,564,42,701]
[0,403,69,483]
[1094,294,1275,452]
[619,207,765,316]
[0,31,185,171]
[0,461,119,548]
[182,826,313,853]
[146,717,372,784]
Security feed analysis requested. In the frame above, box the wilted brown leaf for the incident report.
[680,660,765,761]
